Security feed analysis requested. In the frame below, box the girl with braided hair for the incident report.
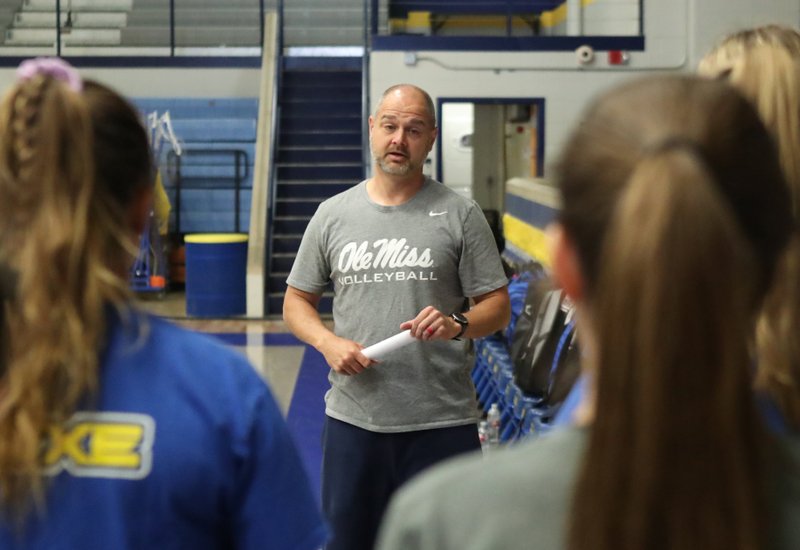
[0,58,326,549]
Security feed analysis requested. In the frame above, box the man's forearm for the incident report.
[462,289,511,340]
[283,289,335,350]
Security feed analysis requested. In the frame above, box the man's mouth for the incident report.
[386,152,408,161]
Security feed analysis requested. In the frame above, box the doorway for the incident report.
[436,97,545,213]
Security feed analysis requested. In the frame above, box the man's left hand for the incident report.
[400,306,461,341]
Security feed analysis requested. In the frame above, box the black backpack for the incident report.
[547,319,581,407]
[511,280,578,403]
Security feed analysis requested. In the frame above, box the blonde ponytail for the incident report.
[756,233,800,429]
[700,26,800,431]
[729,45,800,217]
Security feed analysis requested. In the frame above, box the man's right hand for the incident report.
[318,335,375,376]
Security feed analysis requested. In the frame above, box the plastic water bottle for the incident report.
[478,420,489,452]
[486,403,501,448]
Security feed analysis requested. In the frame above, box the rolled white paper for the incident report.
[362,330,416,360]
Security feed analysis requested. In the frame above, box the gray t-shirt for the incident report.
[377,428,800,550]
[286,177,508,432]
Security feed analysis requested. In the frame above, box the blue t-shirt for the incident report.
[0,311,327,550]
[552,373,588,428]
[554,374,795,436]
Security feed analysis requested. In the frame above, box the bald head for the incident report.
[375,84,437,128]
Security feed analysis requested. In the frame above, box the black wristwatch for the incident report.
[450,312,469,340]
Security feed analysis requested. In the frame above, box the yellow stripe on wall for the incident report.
[503,213,551,267]
[541,0,597,29]
[540,2,567,28]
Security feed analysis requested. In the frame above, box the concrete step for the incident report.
[287,0,363,7]
[286,8,363,26]
[285,26,363,47]
[133,0,272,8]
[13,11,127,28]
[126,7,363,27]
[5,27,121,45]
[133,0,362,7]
[127,8,261,27]
[21,0,132,11]
[120,26,260,48]
[121,24,363,48]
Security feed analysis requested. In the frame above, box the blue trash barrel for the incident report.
[184,233,248,317]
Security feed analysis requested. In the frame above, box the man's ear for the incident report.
[427,127,438,154]
[547,222,585,302]
[129,186,153,236]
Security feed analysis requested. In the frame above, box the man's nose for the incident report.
[391,128,407,145]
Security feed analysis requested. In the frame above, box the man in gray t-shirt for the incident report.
[284,83,510,550]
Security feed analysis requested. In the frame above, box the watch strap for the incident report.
[451,313,468,340]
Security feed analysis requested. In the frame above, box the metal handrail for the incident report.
[362,0,371,178]
[166,148,249,234]
[55,0,61,55]
[169,0,176,57]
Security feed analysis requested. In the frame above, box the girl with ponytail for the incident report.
[700,25,800,434]
[0,59,326,549]
[377,75,798,550]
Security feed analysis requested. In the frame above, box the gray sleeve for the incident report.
[459,204,508,297]
[285,206,331,295]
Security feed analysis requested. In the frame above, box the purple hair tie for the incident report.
[16,57,82,92]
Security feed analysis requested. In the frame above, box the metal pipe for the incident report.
[259,0,265,49]
[55,0,61,56]
[169,0,175,56]
[362,0,371,177]
[278,0,284,52]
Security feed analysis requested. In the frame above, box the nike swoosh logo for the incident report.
[429,211,448,217]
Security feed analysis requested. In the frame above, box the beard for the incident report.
[377,156,413,176]
[371,147,418,176]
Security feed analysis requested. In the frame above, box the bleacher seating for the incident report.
[4,0,130,47]
[0,0,367,50]
[125,0,366,48]
[0,1,26,46]
[473,335,556,441]
[123,0,261,48]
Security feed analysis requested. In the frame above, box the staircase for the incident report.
[266,56,364,316]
